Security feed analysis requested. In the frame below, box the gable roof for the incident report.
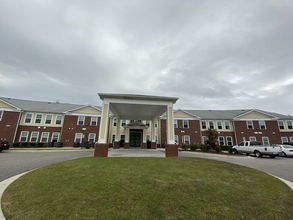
[0,97,101,114]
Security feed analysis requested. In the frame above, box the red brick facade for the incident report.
[0,111,21,143]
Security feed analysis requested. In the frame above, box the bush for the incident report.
[85,143,91,149]
[228,146,233,154]
[200,145,208,152]
[220,145,229,151]
[13,142,20,147]
[181,144,188,151]
[37,143,44,147]
[30,143,36,147]
[21,142,28,147]
[215,145,222,153]
[190,144,197,151]
[161,143,166,148]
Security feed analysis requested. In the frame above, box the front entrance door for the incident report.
[130,132,141,147]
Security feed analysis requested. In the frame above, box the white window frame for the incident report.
[201,121,207,130]
[202,136,207,145]
[281,137,288,144]
[19,131,29,142]
[121,120,126,126]
[112,134,116,143]
[51,132,60,142]
[218,136,225,146]
[226,136,233,146]
[40,132,49,143]
[183,120,189,128]
[74,133,83,143]
[278,121,285,130]
[0,110,3,121]
[90,117,98,126]
[35,113,43,124]
[209,121,214,129]
[155,135,158,142]
[246,121,254,129]
[259,120,266,130]
[249,136,256,142]
[287,121,293,130]
[154,120,158,128]
[289,137,293,142]
[55,115,63,125]
[175,135,178,144]
[184,135,190,145]
[45,114,53,125]
[77,116,85,125]
[262,137,270,146]
[146,134,151,141]
[88,133,96,142]
[25,113,33,123]
[224,121,230,130]
[30,132,39,142]
[217,121,223,130]
[113,118,117,126]
[174,119,178,128]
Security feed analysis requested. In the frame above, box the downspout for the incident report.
[199,119,202,146]
[13,110,23,143]
[232,120,238,145]
[60,114,65,143]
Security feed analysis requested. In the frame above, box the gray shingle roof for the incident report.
[0,97,101,114]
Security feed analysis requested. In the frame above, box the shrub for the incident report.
[220,145,229,151]
[21,142,28,147]
[206,128,219,150]
[200,145,208,152]
[30,143,37,147]
[37,143,44,147]
[85,143,91,149]
[190,144,197,151]
[181,144,188,151]
[228,146,233,154]
[13,142,20,147]
[161,143,166,148]
[215,145,222,153]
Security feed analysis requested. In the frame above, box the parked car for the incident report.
[232,141,281,158]
[274,144,293,157]
[0,140,10,152]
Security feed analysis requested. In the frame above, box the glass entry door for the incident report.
[130,132,141,147]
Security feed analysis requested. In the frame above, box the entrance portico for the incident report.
[94,93,179,157]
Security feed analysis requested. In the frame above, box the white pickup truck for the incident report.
[232,141,281,158]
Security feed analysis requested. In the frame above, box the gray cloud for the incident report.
[0,0,292,115]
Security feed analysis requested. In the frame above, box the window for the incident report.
[202,136,207,145]
[51,132,60,142]
[184,135,190,144]
[246,121,254,129]
[75,133,83,143]
[77,116,85,125]
[19,131,29,142]
[155,135,158,142]
[138,120,142,123]
[249,136,256,142]
[121,120,126,126]
[112,134,116,143]
[239,142,244,146]
[217,121,222,130]
[90,117,98,126]
[201,121,207,129]
[88,133,96,142]
[0,111,3,121]
[55,115,63,125]
[45,115,53,124]
[25,113,33,123]
[174,119,178,128]
[226,137,233,146]
[130,120,134,123]
[35,114,42,124]
[183,120,189,128]
[113,118,117,126]
[224,121,230,130]
[281,137,288,144]
[259,120,266,130]
[290,137,293,142]
[209,121,214,129]
[175,135,178,144]
[278,121,285,130]
[30,132,39,142]
[145,120,150,127]
[154,120,158,128]
[40,132,49,142]
[121,135,125,142]
[287,121,293,129]
[218,136,225,146]
[262,137,270,145]
[146,134,150,141]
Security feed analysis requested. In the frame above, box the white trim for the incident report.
[34,113,43,124]
[249,136,256,142]
[174,135,178,144]
[202,136,207,145]
[55,115,63,125]
[0,110,3,121]
[40,132,50,143]
[45,114,53,125]
[77,116,85,125]
[90,116,98,126]
[224,121,230,130]
[88,133,96,142]
[201,120,207,130]
[66,112,101,117]
[0,98,22,110]
[289,137,293,142]
[278,121,285,130]
[182,119,189,128]
[218,136,225,145]
[24,112,33,124]
[74,133,83,143]
[173,109,201,119]
[208,121,214,129]
[29,131,39,142]
[217,121,223,130]
[233,109,278,119]
[262,136,270,145]
[226,136,233,146]
[173,119,178,128]
[19,131,29,142]
[281,137,288,144]
[258,120,267,130]
[64,105,102,113]
[246,120,254,129]
[286,120,293,130]
[183,135,190,145]
[51,132,60,142]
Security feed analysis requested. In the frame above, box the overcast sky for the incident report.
[0,0,292,115]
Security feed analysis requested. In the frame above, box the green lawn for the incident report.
[2,158,293,220]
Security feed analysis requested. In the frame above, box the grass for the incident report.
[2,157,293,220]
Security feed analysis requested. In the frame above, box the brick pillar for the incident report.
[151,142,157,149]
[165,144,178,157]
[124,142,130,149]
[113,141,120,149]
[142,142,147,149]
[94,144,109,157]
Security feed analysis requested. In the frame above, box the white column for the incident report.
[151,119,156,142]
[115,119,121,141]
[166,105,175,144]
[143,129,147,143]
[98,101,110,144]
[125,128,129,143]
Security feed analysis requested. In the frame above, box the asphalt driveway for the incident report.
[0,150,94,182]
[179,151,293,182]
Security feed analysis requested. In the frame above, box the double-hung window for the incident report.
[77,116,85,125]
[259,120,266,129]
[75,133,83,143]
[281,137,288,144]
[88,133,96,142]
[218,136,225,146]
[202,136,207,145]
[30,132,39,142]
[209,121,214,129]
[112,134,116,143]
[217,121,222,130]
[262,137,270,145]
[287,121,293,129]
[35,114,42,124]
[25,113,33,123]
[51,132,60,142]
[55,115,62,125]
[40,132,49,142]
[19,131,29,142]
[226,137,233,146]
[45,115,53,124]
[183,120,189,128]
[247,121,254,129]
[201,121,207,130]
[0,111,3,121]
[224,121,230,130]
[278,121,285,130]
[174,119,178,128]
[184,135,190,144]
[146,134,151,142]
[145,120,150,127]
[249,136,256,142]
[90,117,98,126]
[113,118,117,126]
[121,135,125,142]
[175,135,178,144]
[121,120,126,126]
[154,120,158,128]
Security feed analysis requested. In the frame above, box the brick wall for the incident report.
[0,111,20,143]
[201,131,235,145]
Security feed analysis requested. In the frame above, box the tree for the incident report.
[206,128,219,150]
